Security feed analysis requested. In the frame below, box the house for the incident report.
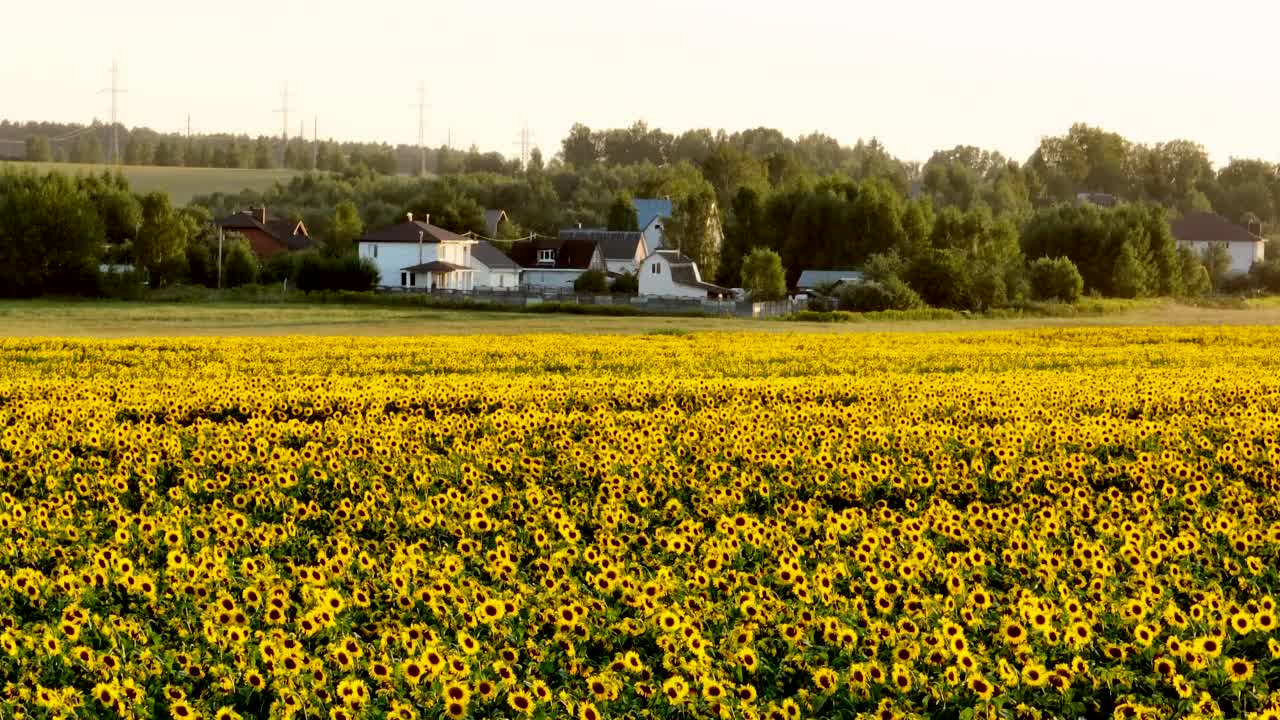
[638,249,732,299]
[558,229,649,275]
[482,209,509,238]
[633,198,673,251]
[357,213,478,290]
[471,240,521,289]
[796,270,865,292]
[1171,212,1265,276]
[633,197,725,267]
[509,237,606,290]
[214,207,314,258]
[1076,192,1118,208]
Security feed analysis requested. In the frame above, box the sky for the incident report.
[3,0,1278,167]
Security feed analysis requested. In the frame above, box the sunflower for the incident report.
[506,689,535,716]
[1226,658,1254,682]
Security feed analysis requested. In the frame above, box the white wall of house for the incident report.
[359,240,476,289]
[640,218,665,252]
[522,269,583,290]
[1178,240,1264,275]
[638,253,707,299]
[473,262,521,289]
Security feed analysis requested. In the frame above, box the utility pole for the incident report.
[274,82,292,167]
[99,59,126,164]
[416,81,428,176]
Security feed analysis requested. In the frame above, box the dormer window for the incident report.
[538,249,555,264]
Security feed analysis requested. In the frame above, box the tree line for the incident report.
[1,119,521,176]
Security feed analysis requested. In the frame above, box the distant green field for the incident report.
[0,161,302,205]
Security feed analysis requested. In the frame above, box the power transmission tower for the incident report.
[99,59,127,164]
[415,81,429,176]
[312,117,318,170]
[512,122,534,171]
[274,82,292,167]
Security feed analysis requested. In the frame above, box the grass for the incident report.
[4,297,1280,337]
[0,161,302,205]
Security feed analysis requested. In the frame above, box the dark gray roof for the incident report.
[655,250,730,294]
[559,229,644,261]
[471,240,519,269]
[360,221,471,244]
[1172,212,1264,244]
[483,209,507,237]
[797,270,864,289]
[401,260,469,272]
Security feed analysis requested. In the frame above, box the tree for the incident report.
[740,247,786,300]
[0,169,105,296]
[611,272,638,294]
[561,124,599,169]
[327,201,363,257]
[222,239,258,287]
[70,132,104,164]
[664,187,720,281]
[606,193,638,231]
[134,192,190,286]
[24,136,52,162]
[1111,241,1150,298]
[253,138,275,169]
[1201,242,1233,292]
[1028,257,1084,302]
[527,147,545,174]
[837,278,922,312]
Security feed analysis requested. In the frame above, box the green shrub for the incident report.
[837,277,923,312]
[573,269,609,294]
[611,272,638,295]
[1028,256,1084,302]
[261,252,304,285]
[904,250,974,309]
[1250,259,1280,293]
[222,242,259,288]
[296,255,379,292]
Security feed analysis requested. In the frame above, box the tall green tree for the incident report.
[0,169,104,296]
[561,124,599,169]
[327,201,363,257]
[740,247,786,300]
[134,192,190,286]
[664,186,720,280]
[606,193,639,231]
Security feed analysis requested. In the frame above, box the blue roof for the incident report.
[633,198,673,231]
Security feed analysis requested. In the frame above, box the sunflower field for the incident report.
[1,329,1279,720]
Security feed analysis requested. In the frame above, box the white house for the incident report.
[510,237,607,290]
[1171,212,1266,276]
[470,240,521,289]
[638,249,731,299]
[358,214,478,290]
[633,198,673,251]
[558,229,648,275]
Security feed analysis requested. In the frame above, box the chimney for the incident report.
[577,222,582,229]
[1248,220,1262,237]
[258,206,267,225]
[424,214,430,226]
[407,211,413,223]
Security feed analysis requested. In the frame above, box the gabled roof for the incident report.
[509,237,600,270]
[633,198,673,231]
[1172,212,1264,244]
[359,221,472,244]
[401,260,469,272]
[651,249,731,294]
[215,210,314,249]
[483,209,508,237]
[797,270,864,289]
[471,240,520,270]
[558,229,645,261]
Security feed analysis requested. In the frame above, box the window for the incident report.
[371,244,378,258]
[651,263,661,274]
[538,249,555,264]
[409,273,416,287]
[400,272,407,286]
